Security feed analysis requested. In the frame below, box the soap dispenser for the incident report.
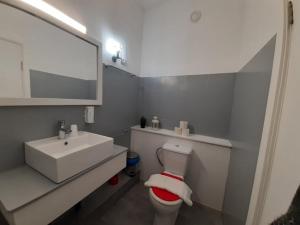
[85,106,95,124]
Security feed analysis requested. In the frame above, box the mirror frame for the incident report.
[0,0,102,106]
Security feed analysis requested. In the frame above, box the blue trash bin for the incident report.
[125,151,140,177]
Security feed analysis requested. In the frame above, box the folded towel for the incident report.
[145,174,193,206]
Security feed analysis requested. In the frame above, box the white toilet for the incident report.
[148,142,192,225]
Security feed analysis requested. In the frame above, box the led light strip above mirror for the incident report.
[20,0,87,34]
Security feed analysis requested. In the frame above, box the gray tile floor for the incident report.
[0,182,223,225]
[64,183,222,225]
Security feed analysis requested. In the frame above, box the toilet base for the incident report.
[148,178,183,225]
[153,210,179,225]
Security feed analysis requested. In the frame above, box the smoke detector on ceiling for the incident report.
[190,10,202,23]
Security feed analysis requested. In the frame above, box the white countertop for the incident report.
[131,126,232,148]
[0,145,127,212]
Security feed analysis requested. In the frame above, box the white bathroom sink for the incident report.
[25,132,114,183]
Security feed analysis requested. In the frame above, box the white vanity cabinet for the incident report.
[0,145,127,225]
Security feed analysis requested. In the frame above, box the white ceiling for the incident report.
[135,0,168,10]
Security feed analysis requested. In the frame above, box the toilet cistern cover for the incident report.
[162,143,192,155]
[151,173,183,201]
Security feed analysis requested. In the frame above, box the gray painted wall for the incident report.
[30,70,97,100]
[139,74,235,138]
[0,67,238,172]
[0,106,87,172]
[0,66,236,172]
[223,36,276,225]
[88,66,139,148]
[0,65,139,172]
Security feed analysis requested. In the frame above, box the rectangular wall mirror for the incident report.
[0,1,102,106]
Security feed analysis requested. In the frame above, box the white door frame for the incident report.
[245,1,293,225]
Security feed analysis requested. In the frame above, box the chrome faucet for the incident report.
[58,120,72,139]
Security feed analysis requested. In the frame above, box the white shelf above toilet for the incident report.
[131,126,232,148]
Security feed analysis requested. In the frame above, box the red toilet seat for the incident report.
[151,172,183,202]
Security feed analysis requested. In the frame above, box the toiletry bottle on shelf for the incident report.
[151,116,160,130]
[140,116,147,128]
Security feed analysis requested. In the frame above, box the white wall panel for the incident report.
[131,129,231,211]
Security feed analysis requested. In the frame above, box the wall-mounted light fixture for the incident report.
[20,0,87,34]
[112,51,122,63]
[106,38,127,65]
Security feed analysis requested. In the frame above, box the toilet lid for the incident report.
[151,172,183,202]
